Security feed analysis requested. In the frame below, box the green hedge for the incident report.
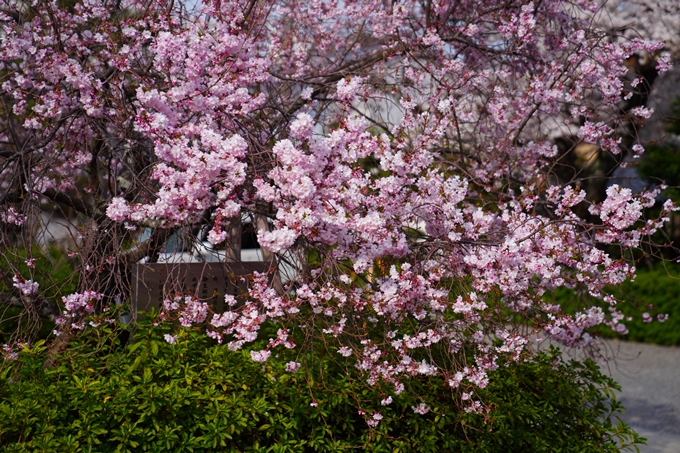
[615,265,680,345]
[551,264,680,346]
[0,320,642,452]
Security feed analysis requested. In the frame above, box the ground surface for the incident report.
[597,340,680,453]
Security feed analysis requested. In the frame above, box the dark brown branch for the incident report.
[0,292,61,321]
[41,188,103,222]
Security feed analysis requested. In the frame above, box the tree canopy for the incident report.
[0,0,676,420]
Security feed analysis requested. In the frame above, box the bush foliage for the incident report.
[0,320,642,453]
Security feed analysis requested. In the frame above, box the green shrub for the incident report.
[0,320,642,452]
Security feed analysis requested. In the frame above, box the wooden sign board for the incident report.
[132,262,271,314]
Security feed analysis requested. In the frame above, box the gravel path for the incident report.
[597,340,680,453]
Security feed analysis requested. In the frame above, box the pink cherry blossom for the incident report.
[411,404,430,415]
[1,0,676,414]
[12,276,39,296]
[250,350,271,363]
[285,361,301,373]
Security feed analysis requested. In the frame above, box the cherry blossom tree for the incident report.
[1,0,677,415]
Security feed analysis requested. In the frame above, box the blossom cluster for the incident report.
[0,207,26,226]
[54,291,103,333]
[12,275,39,296]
